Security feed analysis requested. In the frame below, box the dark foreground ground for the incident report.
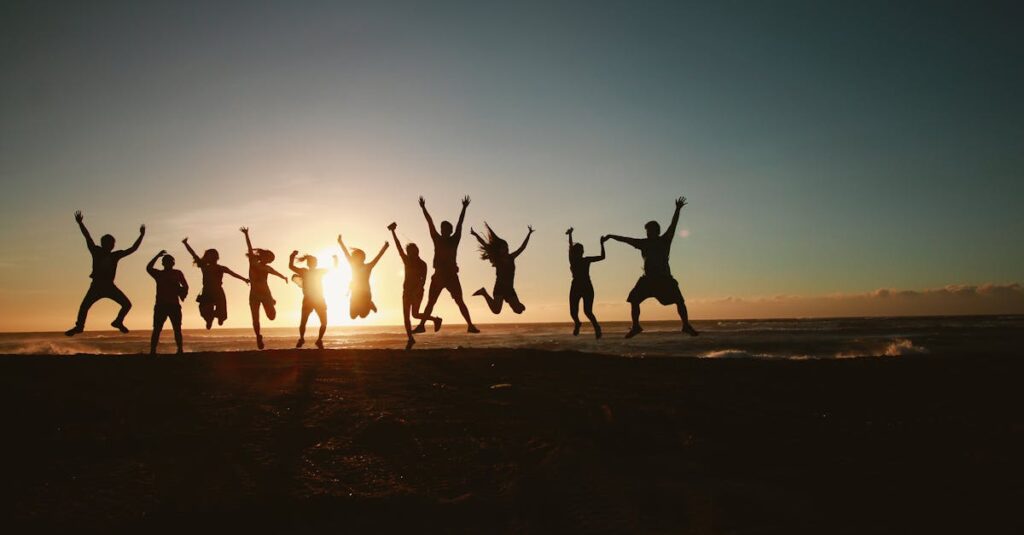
[0,349,1021,533]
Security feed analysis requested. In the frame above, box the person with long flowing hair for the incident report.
[182,238,249,329]
[566,228,607,338]
[240,227,288,349]
[470,224,534,315]
[289,250,337,349]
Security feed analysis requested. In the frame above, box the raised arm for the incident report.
[288,251,301,274]
[588,237,608,263]
[454,195,470,237]
[146,250,165,276]
[369,242,389,268]
[511,225,534,258]
[419,196,439,239]
[222,266,250,284]
[74,210,96,249]
[605,234,643,249]
[241,227,254,255]
[388,223,407,262]
[121,225,146,256]
[566,227,575,248]
[665,196,687,240]
[182,238,201,265]
[336,234,352,261]
[469,227,487,247]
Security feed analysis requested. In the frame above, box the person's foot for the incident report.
[296,338,305,348]
[64,326,83,337]
[176,348,183,355]
[594,324,602,339]
[433,317,443,332]
[412,324,427,334]
[149,349,157,356]
[572,322,581,336]
[467,325,480,333]
[683,323,700,337]
[472,288,486,297]
[256,334,265,350]
[405,337,415,351]
[218,317,225,326]
[315,339,324,349]
[111,321,129,334]
[625,326,643,339]
[205,320,213,330]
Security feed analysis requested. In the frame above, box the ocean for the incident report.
[1,315,1021,358]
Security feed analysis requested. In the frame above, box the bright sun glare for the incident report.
[315,248,353,326]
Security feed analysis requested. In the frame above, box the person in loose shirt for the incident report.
[146,250,188,355]
[65,210,145,336]
[240,227,288,349]
[605,196,699,339]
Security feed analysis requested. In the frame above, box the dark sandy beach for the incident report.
[1,349,1021,533]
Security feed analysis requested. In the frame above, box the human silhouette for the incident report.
[182,238,250,329]
[470,224,533,315]
[605,196,699,338]
[566,228,607,338]
[414,196,479,333]
[337,234,388,319]
[290,250,337,349]
[65,211,145,336]
[389,222,442,350]
[146,250,188,355]
[241,227,288,349]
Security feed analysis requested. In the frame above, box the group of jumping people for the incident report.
[65,196,698,354]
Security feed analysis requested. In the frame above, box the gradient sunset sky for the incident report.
[2,1,1022,331]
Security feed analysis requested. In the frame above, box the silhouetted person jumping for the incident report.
[415,196,479,333]
[338,234,388,319]
[566,228,607,338]
[66,211,145,336]
[182,238,249,329]
[605,196,699,338]
[290,251,336,349]
[389,222,442,350]
[470,224,533,315]
[146,250,188,355]
[241,227,288,349]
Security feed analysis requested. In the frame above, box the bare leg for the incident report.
[171,310,183,353]
[677,300,699,336]
[409,292,441,332]
[447,280,477,332]
[569,290,582,336]
[582,289,601,339]
[297,302,311,347]
[109,285,132,332]
[250,299,264,349]
[151,311,166,355]
[68,286,104,335]
[474,286,503,314]
[625,301,643,338]
[315,305,327,348]
[416,278,444,332]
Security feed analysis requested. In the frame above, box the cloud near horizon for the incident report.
[688,283,1024,318]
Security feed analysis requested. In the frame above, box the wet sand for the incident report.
[1,349,1021,533]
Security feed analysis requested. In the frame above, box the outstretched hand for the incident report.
[290,250,299,258]
[675,196,688,209]
[387,222,397,231]
[462,195,471,207]
[181,237,188,244]
[566,227,573,235]
[418,196,426,208]
[527,225,535,234]
[139,224,146,235]
[74,210,84,223]
[600,235,610,243]
[337,234,343,245]
[240,226,249,234]
[157,249,167,257]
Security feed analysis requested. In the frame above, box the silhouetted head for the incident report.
[161,255,175,269]
[478,224,510,266]
[570,243,584,260]
[440,221,453,237]
[645,221,660,238]
[406,243,420,258]
[100,234,115,251]
[252,248,275,264]
[200,249,219,265]
[352,248,366,263]
[304,255,319,268]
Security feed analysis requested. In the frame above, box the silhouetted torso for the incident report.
[349,262,372,293]
[432,235,460,273]
[404,257,428,291]
[200,264,227,289]
[90,247,127,284]
[639,235,673,277]
[296,268,326,302]
[494,256,516,290]
[151,269,187,307]
[570,257,595,281]
[249,262,270,294]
